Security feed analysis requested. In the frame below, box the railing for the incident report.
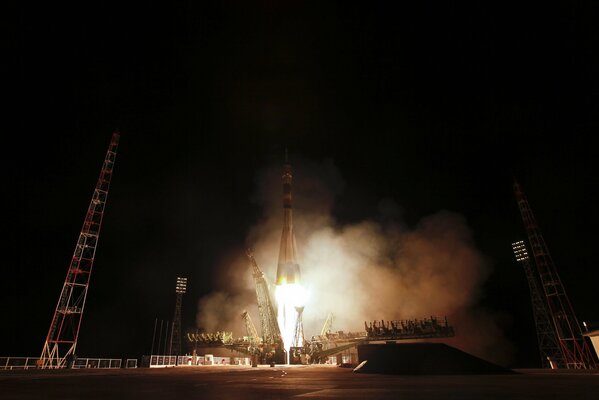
[364,316,455,339]
[72,358,122,369]
[3,355,260,370]
[147,355,197,367]
[148,355,178,368]
[143,355,251,368]
[1,356,137,370]
[0,357,41,370]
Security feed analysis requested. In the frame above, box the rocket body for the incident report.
[275,164,301,285]
[275,162,305,354]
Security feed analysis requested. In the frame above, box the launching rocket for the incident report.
[275,162,301,285]
[274,158,305,353]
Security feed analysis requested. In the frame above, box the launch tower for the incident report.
[40,132,119,368]
[246,249,283,350]
[514,181,597,369]
[512,240,564,368]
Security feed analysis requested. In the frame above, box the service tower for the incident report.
[275,157,306,360]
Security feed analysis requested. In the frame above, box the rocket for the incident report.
[275,161,301,285]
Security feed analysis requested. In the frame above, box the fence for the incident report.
[2,354,253,370]
[144,355,251,367]
[147,355,187,367]
[72,358,122,369]
[1,357,137,370]
[207,356,250,365]
[0,357,40,370]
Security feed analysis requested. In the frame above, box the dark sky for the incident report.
[5,1,598,367]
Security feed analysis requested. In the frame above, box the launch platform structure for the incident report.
[512,240,564,368]
[246,249,284,361]
[321,313,334,336]
[291,306,305,348]
[514,181,597,369]
[241,310,260,347]
[188,315,456,364]
[289,306,306,364]
[170,277,187,357]
[40,132,119,369]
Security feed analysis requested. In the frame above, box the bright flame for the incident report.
[275,283,307,308]
[275,283,308,360]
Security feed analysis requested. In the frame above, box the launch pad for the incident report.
[187,316,455,365]
[188,160,456,365]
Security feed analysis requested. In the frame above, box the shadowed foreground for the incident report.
[356,343,514,374]
[1,365,598,400]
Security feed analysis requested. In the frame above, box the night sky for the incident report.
[5,2,598,367]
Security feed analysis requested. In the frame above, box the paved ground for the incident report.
[1,365,598,400]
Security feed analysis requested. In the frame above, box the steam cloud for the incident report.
[196,158,513,365]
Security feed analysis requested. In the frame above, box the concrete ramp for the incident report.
[355,343,513,375]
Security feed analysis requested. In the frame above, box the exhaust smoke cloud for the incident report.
[197,158,513,365]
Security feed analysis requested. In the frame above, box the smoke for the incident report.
[196,157,513,365]
[195,252,257,337]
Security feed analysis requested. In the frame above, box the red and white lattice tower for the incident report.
[514,180,597,369]
[512,240,564,368]
[40,132,120,368]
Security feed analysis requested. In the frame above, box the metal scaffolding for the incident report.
[170,277,187,357]
[512,240,564,368]
[514,180,597,369]
[40,132,120,369]
[246,249,284,363]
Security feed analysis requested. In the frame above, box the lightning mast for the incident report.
[514,181,597,369]
[40,132,119,368]
[170,277,187,358]
[512,240,564,368]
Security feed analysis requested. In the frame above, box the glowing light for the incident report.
[275,283,307,308]
[276,283,308,360]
